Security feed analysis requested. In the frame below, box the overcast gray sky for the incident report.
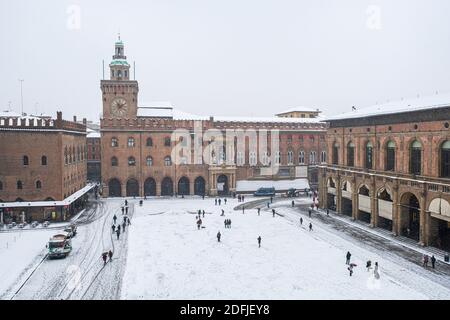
[1,0,450,121]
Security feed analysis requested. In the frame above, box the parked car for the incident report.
[64,224,77,238]
[11,222,17,227]
[31,221,39,228]
[18,223,24,229]
[286,188,301,197]
[7,223,13,229]
[43,221,50,227]
[254,187,276,197]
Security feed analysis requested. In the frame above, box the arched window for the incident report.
[321,151,327,163]
[332,142,339,165]
[287,150,293,165]
[299,150,305,164]
[36,180,42,189]
[111,157,118,166]
[365,141,373,169]
[146,156,153,166]
[17,181,23,189]
[347,142,355,167]
[386,141,396,171]
[128,137,135,147]
[410,140,422,175]
[41,156,47,165]
[164,156,172,166]
[249,152,257,166]
[440,140,450,178]
[111,137,119,147]
[164,137,171,147]
[275,151,281,164]
[310,151,316,164]
[146,137,153,147]
[128,156,136,166]
[23,155,29,166]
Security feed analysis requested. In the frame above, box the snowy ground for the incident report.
[1,196,449,300]
[122,196,450,300]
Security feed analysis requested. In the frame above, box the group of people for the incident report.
[422,254,437,269]
[214,198,227,206]
[346,251,380,278]
[224,219,232,228]
[101,250,113,265]
[237,195,245,202]
[112,200,132,240]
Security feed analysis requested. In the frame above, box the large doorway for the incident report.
[161,177,174,196]
[194,176,206,196]
[144,178,156,196]
[108,179,121,197]
[341,198,353,217]
[377,188,393,231]
[126,179,139,197]
[400,193,420,241]
[217,175,229,196]
[178,177,190,196]
[429,198,450,250]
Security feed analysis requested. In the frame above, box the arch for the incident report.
[126,179,139,197]
[144,177,156,196]
[377,186,392,201]
[128,156,136,166]
[217,174,229,196]
[146,156,153,167]
[399,192,421,241]
[358,184,370,196]
[327,177,336,188]
[45,197,55,201]
[17,181,23,189]
[164,156,172,166]
[146,137,153,147]
[161,177,174,196]
[429,198,450,217]
[194,176,206,196]
[111,137,119,147]
[440,140,450,178]
[332,142,339,165]
[36,180,42,189]
[178,177,190,195]
[108,178,122,197]
[41,156,47,165]
[127,137,135,147]
[15,198,24,202]
[111,156,118,166]
[341,180,353,193]
[164,137,171,147]
[23,155,29,166]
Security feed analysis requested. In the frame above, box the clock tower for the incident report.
[101,36,139,119]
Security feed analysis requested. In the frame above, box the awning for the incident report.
[0,183,97,209]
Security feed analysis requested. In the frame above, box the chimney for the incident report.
[73,116,77,122]
[57,111,62,121]
[209,116,214,122]
[82,118,87,125]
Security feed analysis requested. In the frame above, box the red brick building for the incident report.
[100,39,327,197]
[318,95,450,250]
[87,124,101,182]
[0,111,89,223]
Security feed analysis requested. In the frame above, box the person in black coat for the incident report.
[431,255,436,269]
[217,231,221,242]
[257,236,262,248]
[346,251,351,265]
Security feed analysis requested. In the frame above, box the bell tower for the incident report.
[101,35,139,119]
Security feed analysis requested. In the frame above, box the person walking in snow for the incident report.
[121,207,125,215]
[122,221,126,233]
[102,252,108,265]
[117,224,121,233]
[272,209,276,217]
[300,217,303,226]
[112,224,116,233]
[242,195,245,202]
[270,196,273,204]
[116,228,120,240]
[224,198,227,205]
[366,260,372,271]
[215,199,218,205]
[308,209,312,218]
[198,209,202,216]
[125,206,128,214]
[219,199,222,206]
[326,209,329,216]
[224,219,227,228]
[113,214,117,224]
[431,255,436,269]
[242,206,245,214]
[203,210,205,218]
[197,219,202,230]
[108,250,113,262]
[217,231,221,242]
[221,209,225,216]
[291,200,295,207]
[267,202,270,209]
[423,254,429,267]
[238,195,241,202]
[125,200,128,206]
[373,262,380,279]
[348,264,354,277]
[257,236,262,248]
[346,251,351,265]
[309,223,313,231]
[258,208,261,216]
[229,219,232,228]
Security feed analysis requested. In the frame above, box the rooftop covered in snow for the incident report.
[325,93,450,122]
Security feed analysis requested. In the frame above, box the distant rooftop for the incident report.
[276,107,322,115]
[326,92,450,121]
[136,102,325,123]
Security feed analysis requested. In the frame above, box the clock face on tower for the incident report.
[110,98,128,117]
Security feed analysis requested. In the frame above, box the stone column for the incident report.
[370,176,378,227]
[419,191,428,246]
[318,168,326,209]
[352,188,358,220]
[156,181,161,196]
[336,175,342,214]
[392,180,400,236]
